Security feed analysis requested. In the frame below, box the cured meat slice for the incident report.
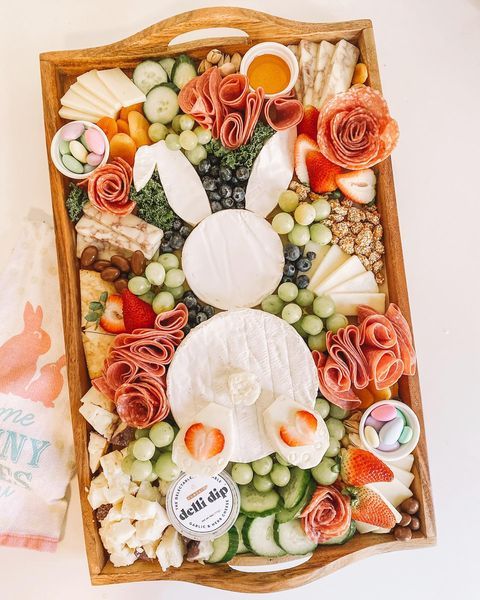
[385,304,416,376]
[313,351,361,410]
[301,485,351,543]
[87,157,134,215]
[218,73,249,109]
[155,303,189,343]
[220,112,244,150]
[326,325,369,389]
[317,86,399,169]
[178,74,213,130]
[92,375,115,402]
[363,346,404,390]
[115,374,169,428]
[242,88,265,144]
[358,305,398,350]
[264,93,304,131]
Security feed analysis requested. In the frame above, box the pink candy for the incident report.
[371,404,397,422]
[365,415,384,432]
[87,152,103,166]
[61,121,85,141]
[85,128,105,155]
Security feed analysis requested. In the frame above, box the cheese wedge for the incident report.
[77,70,122,111]
[304,241,330,276]
[392,454,414,472]
[390,465,415,488]
[318,39,360,108]
[70,81,118,115]
[60,88,109,119]
[299,40,318,105]
[58,105,100,123]
[330,292,386,316]
[308,245,348,292]
[97,68,146,107]
[312,41,335,107]
[324,270,378,295]
[371,479,413,508]
[313,255,365,296]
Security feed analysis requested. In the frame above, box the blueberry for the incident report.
[210,165,220,178]
[160,243,173,253]
[208,191,221,202]
[232,187,245,202]
[211,201,223,212]
[203,305,214,318]
[183,324,191,335]
[202,176,216,191]
[236,201,246,209]
[196,311,208,324]
[283,262,296,277]
[210,155,220,165]
[281,275,293,283]
[219,166,232,181]
[306,251,316,261]
[183,294,198,309]
[188,311,198,325]
[183,290,196,299]
[284,244,301,262]
[296,275,309,289]
[180,225,191,238]
[296,257,311,272]
[171,233,184,250]
[219,184,232,198]
[236,166,250,181]
[222,197,234,209]
[172,219,182,231]
[163,230,173,240]
[230,176,239,185]
[198,159,211,175]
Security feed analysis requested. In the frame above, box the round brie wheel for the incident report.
[182,209,284,310]
[167,309,319,463]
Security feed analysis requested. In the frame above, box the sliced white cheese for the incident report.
[133,145,157,192]
[97,68,146,107]
[308,244,348,292]
[319,39,360,108]
[88,432,108,473]
[324,270,378,295]
[299,40,318,105]
[245,128,296,218]
[70,81,118,116]
[58,105,100,123]
[330,292,386,316]
[153,140,211,226]
[304,242,330,277]
[313,255,365,296]
[370,479,413,509]
[312,40,335,107]
[390,465,415,489]
[391,454,414,472]
[60,88,112,119]
[79,402,118,439]
[77,70,122,111]
[81,385,114,413]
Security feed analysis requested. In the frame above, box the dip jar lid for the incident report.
[166,470,240,541]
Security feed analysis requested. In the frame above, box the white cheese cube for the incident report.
[100,450,124,485]
[87,473,109,509]
[88,432,108,473]
[136,481,160,503]
[100,519,136,551]
[79,402,118,439]
[102,503,123,524]
[109,545,137,567]
[81,386,115,412]
[158,479,172,497]
[121,494,157,521]
[156,526,186,572]
[143,541,160,559]
[126,533,142,550]
[135,506,170,544]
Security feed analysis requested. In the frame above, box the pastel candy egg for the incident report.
[398,425,413,444]
[364,425,380,448]
[83,164,96,174]
[85,128,105,155]
[69,140,88,163]
[59,139,71,155]
[61,153,84,174]
[396,409,407,425]
[379,416,404,445]
[371,404,397,422]
[61,122,85,141]
[378,440,400,452]
[87,152,103,166]
[365,415,384,432]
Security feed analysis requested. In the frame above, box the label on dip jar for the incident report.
[166,471,240,541]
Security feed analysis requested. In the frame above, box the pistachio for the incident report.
[206,49,223,64]
[231,52,242,70]
[219,62,236,77]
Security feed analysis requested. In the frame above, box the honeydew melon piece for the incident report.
[307,245,348,292]
[324,270,378,295]
[329,292,386,316]
[313,255,365,296]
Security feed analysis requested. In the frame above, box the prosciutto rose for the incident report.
[301,485,351,543]
[87,157,134,215]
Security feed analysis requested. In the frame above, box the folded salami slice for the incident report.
[242,88,265,144]
[327,325,369,390]
[301,485,351,543]
[264,93,304,131]
[385,304,416,376]
[115,374,169,428]
[358,305,398,350]
[363,346,404,390]
[220,112,245,150]
[155,303,189,343]
[218,73,249,109]
[313,351,361,410]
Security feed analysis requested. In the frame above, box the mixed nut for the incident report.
[198,48,242,77]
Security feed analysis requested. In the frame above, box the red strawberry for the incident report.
[121,289,156,332]
[306,151,343,193]
[340,447,393,486]
[99,294,126,334]
[297,105,319,141]
[336,169,376,204]
[344,485,397,529]
[184,423,225,460]
[280,410,318,447]
[294,133,319,185]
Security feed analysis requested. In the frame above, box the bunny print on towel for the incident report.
[0,302,66,408]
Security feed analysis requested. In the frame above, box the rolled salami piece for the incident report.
[264,93,304,131]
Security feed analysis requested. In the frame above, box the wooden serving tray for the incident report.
[39,7,436,591]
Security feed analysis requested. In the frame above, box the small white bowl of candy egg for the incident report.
[359,400,420,462]
[50,120,109,179]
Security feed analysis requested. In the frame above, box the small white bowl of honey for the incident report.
[240,42,299,98]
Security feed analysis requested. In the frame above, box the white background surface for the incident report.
[0,0,478,598]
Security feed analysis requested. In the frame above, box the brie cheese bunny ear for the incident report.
[133,144,157,192]
[245,127,296,218]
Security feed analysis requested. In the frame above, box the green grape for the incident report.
[282,303,302,324]
[149,422,175,448]
[309,223,332,245]
[312,198,331,221]
[145,262,166,286]
[294,203,316,226]
[165,285,185,300]
[277,282,298,302]
[179,130,198,151]
[326,313,348,333]
[261,294,284,315]
[131,459,153,482]
[121,455,135,475]
[270,464,291,487]
[253,474,274,492]
[127,441,136,455]
[128,276,151,296]
[165,133,181,151]
[329,404,350,420]
[275,453,291,466]
[325,437,341,458]
[292,320,308,339]
[147,471,159,482]
[252,456,273,476]
[278,190,299,213]
[308,331,327,351]
[133,437,156,461]
[301,314,324,336]
[164,268,185,288]
[194,126,212,145]
[326,418,345,440]
[139,291,155,304]
[313,296,336,319]
[154,452,180,481]
[272,213,295,235]
[148,123,169,142]
[231,463,254,485]
[152,448,162,462]
[296,289,314,307]
[288,224,310,246]
[171,115,183,134]
[179,114,195,131]
[134,428,150,440]
[311,457,339,486]
[315,397,330,419]
[152,291,175,314]
[158,253,179,271]
[185,144,207,165]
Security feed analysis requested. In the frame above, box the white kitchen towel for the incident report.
[0,215,75,551]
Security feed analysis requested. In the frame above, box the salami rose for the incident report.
[115,374,169,428]
[317,86,399,169]
[87,157,134,215]
[301,485,351,543]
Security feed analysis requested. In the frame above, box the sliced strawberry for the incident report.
[306,151,343,193]
[121,289,156,332]
[297,105,319,141]
[294,133,319,185]
[336,169,376,204]
[184,423,225,460]
[99,294,126,333]
[344,485,397,529]
[280,410,318,447]
[340,447,393,486]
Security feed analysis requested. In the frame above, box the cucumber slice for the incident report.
[279,467,311,510]
[242,517,253,552]
[245,514,286,557]
[171,54,197,89]
[276,479,315,523]
[159,57,176,79]
[133,60,168,95]
[318,521,356,545]
[234,514,249,554]
[239,484,282,517]
[274,519,317,555]
[143,83,179,124]
[206,527,239,563]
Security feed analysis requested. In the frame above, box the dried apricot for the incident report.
[127,111,151,147]
[96,117,118,141]
[109,133,136,166]
[119,102,144,121]
[116,119,130,135]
